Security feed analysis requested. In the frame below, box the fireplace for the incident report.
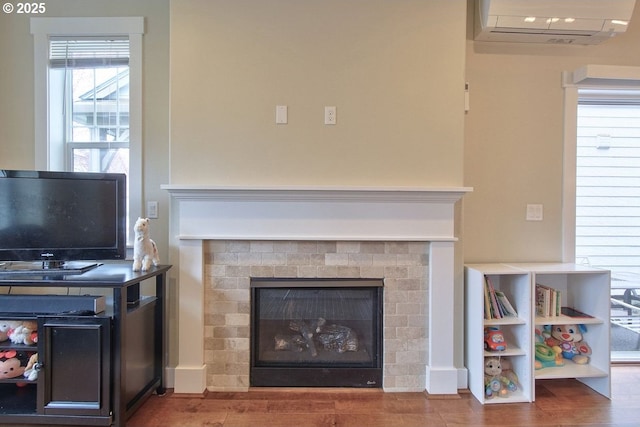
[163,185,471,394]
[250,278,383,387]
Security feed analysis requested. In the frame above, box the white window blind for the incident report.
[49,37,129,69]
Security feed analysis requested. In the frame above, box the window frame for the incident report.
[31,17,144,246]
[562,66,640,263]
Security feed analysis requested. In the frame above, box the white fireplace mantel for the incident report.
[163,185,472,394]
[163,185,470,241]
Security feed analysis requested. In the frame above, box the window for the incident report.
[575,94,640,274]
[31,18,144,244]
[49,37,131,174]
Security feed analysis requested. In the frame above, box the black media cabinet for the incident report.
[0,263,171,427]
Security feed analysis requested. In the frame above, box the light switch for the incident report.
[276,105,288,124]
[526,204,543,221]
[147,201,159,219]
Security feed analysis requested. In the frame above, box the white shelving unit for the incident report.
[515,263,611,398]
[465,264,533,404]
[465,263,611,404]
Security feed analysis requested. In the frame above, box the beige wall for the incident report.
[169,0,467,186]
[463,0,640,263]
[0,0,171,262]
[0,7,35,169]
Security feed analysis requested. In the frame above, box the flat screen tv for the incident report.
[0,170,126,272]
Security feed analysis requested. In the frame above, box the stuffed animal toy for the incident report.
[484,356,518,398]
[133,217,160,272]
[0,350,33,380]
[24,353,40,381]
[534,328,564,369]
[7,320,38,346]
[545,324,592,364]
[0,320,12,342]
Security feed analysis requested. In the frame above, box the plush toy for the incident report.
[23,353,40,381]
[7,320,38,346]
[0,350,33,380]
[0,320,12,342]
[545,324,592,364]
[534,328,564,369]
[484,356,518,398]
[132,217,160,272]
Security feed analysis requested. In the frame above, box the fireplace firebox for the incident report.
[250,278,383,388]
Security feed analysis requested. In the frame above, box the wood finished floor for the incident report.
[127,365,640,427]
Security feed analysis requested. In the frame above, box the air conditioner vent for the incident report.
[475,0,636,45]
[547,39,577,45]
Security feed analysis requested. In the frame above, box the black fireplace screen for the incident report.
[250,278,383,387]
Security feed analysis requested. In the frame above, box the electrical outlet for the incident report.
[324,106,336,125]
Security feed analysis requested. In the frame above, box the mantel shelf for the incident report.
[161,185,472,203]
[163,184,471,242]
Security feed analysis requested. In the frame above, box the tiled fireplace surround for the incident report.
[163,186,471,395]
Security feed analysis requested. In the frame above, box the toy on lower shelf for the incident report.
[0,350,35,382]
[545,324,592,364]
[534,328,564,369]
[24,353,39,381]
[484,356,519,398]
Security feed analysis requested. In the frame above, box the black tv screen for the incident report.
[0,170,126,267]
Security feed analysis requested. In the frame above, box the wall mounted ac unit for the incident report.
[475,0,637,45]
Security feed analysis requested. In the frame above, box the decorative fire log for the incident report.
[275,318,357,356]
[274,334,306,352]
[289,319,322,357]
[317,324,358,353]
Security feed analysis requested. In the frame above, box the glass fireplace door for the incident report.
[250,279,383,387]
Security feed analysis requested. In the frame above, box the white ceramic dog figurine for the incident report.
[132,217,159,271]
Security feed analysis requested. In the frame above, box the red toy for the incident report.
[484,326,507,351]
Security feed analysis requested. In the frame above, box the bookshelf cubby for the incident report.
[465,263,611,404]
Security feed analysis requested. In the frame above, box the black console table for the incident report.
[0,263,171,427]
